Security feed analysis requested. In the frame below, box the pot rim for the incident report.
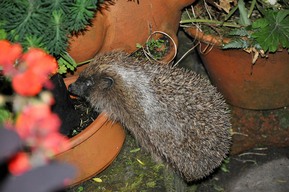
[184,26,231,47]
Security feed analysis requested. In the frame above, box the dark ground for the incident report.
[64,30,289,192]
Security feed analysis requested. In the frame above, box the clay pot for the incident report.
[185,27,289,110]
[55,76,126,186]
[68,0,195,64]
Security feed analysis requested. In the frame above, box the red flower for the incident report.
[1,40,71,176]
[0,41,58,96]
[0,40,22,76]
[15,104,61,140]
[42,132,70,155]
[11,48,58,96]
[8,152,31,176]
[15,103,70,157]
[12,70,43,96]
[23,48,58,75]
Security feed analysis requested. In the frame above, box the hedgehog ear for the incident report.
[100,77,114,89]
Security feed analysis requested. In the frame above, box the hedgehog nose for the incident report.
[68,83,79,96]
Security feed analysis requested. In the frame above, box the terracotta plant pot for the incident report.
[55,76,126,186]
[185,27,289,110]
[68,0,195,65]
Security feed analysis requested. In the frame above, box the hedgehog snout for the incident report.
[68,83,80,96]
[68,80,88,97]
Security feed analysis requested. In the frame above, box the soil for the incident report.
[68,98,99,138]
[181,0,261,38]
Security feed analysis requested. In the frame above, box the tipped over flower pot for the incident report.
[68,0,196,65]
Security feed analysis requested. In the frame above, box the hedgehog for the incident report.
[68,51,232,182]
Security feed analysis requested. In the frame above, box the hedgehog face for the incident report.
[67,59,127,117]
[68,75,114,98]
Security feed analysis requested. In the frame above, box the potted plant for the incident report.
[180,0,289,109]
[0,40,126,186]
[0,0,112,74]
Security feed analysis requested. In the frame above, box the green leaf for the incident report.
[251,10,289,52]
[276,10,289,23]
[66,0,98,32]
[136,43,143,49]
[44,10,68,56]
[57,52,77,74]
[0,107,12,124]
[228,28,250,37]
[0,29,7,40]
[57,65,67,74]
[237,0,251,26]
[24,36,46,51]
[77,186,84,192]
[252,18,269,29]
[222,39,249,49]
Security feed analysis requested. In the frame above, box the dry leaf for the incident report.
[215,0,237,13]
[92,178,103,183]
[136,158,145,165]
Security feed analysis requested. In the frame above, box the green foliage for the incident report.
[66,0,99,32]
[251,10,289,52]
[182,0,289,56]
[223,10,289,53]
[223,39,250,49]
[220,157,230,173]
[222,28,262,50]
[146,38,166,60]
[57,52,78,74]
[223,28,251,49]
[0,22,7,40]
[76,186,84,192]
[136,37,169,61]
[237,0,252,26]
[0,0,106,73]
[0,107,11,124]
[228,28,250,37]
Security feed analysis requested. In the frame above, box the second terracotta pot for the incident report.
[185,27,289,110]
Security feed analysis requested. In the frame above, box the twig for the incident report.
[180,19,241,28]
[238,152,267,157]
[231,131,249,137]
[204,0,213,20]
[173,42,200,67]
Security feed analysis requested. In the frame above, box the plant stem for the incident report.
[77,59,94,66]
[223,5,239,22]
[180,19,242,28]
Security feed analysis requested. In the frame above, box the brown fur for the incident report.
[68,51,231,182]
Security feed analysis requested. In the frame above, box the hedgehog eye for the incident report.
[85,78,93,87]
[102,77,114,89]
